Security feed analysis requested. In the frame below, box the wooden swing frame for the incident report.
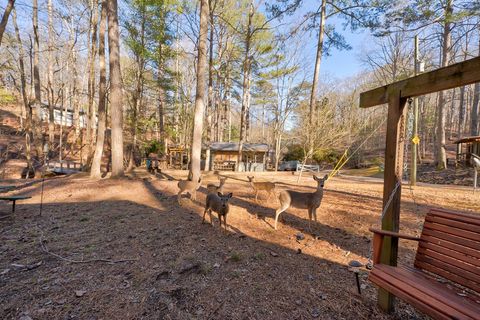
[359,56,480,312]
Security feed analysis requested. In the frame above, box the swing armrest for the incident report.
[369,228,421,241]
[369,228,421,265]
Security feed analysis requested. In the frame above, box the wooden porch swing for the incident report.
[359,56,480,318]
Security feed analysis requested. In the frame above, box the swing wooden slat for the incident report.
[369,208,480,319]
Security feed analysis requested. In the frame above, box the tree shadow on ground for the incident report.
[0,194,422,320]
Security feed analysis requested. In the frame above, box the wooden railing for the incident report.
[296,163,320,172]
[46,160,83,173]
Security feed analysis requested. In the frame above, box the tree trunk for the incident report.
[91,0,107,178]
[236,1,254,172]
[68,15,79,145]
[205,5,215,172]
[448,88,455,140]
[127,4,146,172]
[262,103,265,139]
[189,0,209,182]
[471,26,480,136]
[47,0,55,152]
[458,85,466,138]
[13,8,33,174]
[32,0,43,159]
[0,0,15,47]
[245,74,252,142]
[156,34,167,154]
[435,0,453,170]
[86,0,99,165]
[274,130,281,171]
[158,87,166,150]
[472,83,480,136]
[107,0,124,177]
[308,0,326,139]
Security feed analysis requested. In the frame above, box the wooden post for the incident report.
[411,35,419,185]
[378,88,408,312]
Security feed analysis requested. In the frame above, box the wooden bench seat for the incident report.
[369,208,480,319]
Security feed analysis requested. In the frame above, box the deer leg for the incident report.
[177,191,182,203]
[307,208,314,233]
[191,190,196,201]
[313,208,318,222]
[202,208,208,223]
[255,190,259,202]
[209,209,214,226]
[275,204,289,230]
[218,213,222,229]
[223,215,227,233]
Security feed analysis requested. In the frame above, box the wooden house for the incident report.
[453,135,480,166]
[207,142,269,171]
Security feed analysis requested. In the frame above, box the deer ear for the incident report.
[217,192,222,197]
[313,175,319,181]
[227,193,233,198]
[324,174,329,181]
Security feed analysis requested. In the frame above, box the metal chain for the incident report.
[380,180,402,221]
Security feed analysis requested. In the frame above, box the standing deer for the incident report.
[247,176,275,201]
[203,192,233,232]
[274,174,328,230]
[207,176,227,194]
[177,176,202,202]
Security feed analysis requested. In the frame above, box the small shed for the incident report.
[208,142,269,172]
[453,136,480,166]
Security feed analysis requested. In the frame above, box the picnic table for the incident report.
[0,185,16,193]
[0,196,32,213]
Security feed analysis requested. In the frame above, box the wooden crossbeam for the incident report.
[360,56,480,108]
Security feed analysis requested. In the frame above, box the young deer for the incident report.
[247,176,275,201]
[177,176,202,202]
[274,174,328,230]
[203,192,233,232]
[207,176,227,194]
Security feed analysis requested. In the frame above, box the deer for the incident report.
[274,174,328,230]
[207,176,227,194]
[177,176,202,202]
[247,176,276,202]
[203,192,233,232]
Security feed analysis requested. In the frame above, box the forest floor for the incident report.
[0,169,479,320]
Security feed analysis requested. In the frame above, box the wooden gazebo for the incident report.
[359,56,480,312]
[453,135,480,166]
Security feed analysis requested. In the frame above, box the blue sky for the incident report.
[321,28,369,78]
[282,2,373,81]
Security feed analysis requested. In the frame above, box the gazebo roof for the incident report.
[453,136,480,144]
[209,142,269,152]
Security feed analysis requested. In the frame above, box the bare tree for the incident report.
[0,0,15,47]
[189,0,209,182]
[435,0,453,169]
[32,0,44,159]
[86,0,99,164]
[236,1,254,171]
[12,8,33,174]
[107,0,124,177]
[308,0,326,129]
[91,0,107,178]
[471,25,480,136]
[47,0,55,149]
